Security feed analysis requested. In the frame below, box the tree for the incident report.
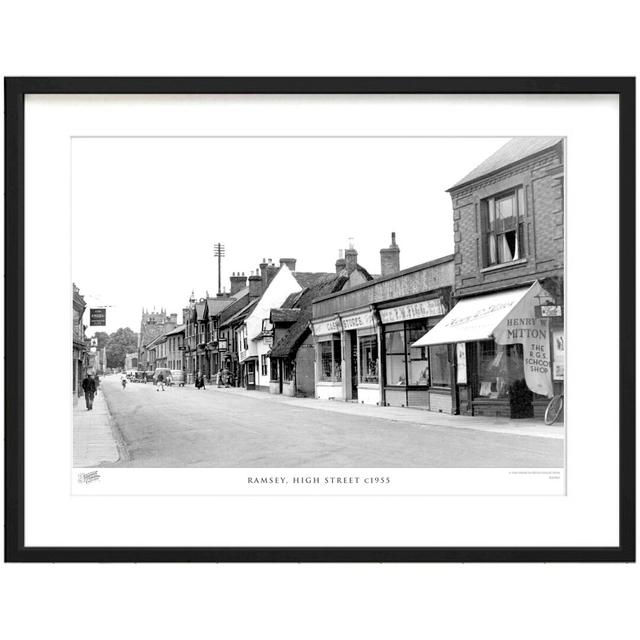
[93,331,110,350]
[105,327,139,369]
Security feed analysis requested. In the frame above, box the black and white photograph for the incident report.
[6,78,632,561]
[72,135,565,475]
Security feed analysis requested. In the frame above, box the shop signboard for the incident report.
[495,312,554,398]
[341,312,374,330]
[89,308,106,326]
[380,299,445,324]
[536,304,562,318]
[456,343,467,384]
[552,329,565,380]
[218,339,228,352]
[313,317,340,336]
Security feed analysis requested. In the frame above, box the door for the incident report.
[246,360,256,390]
[350,331,358,400]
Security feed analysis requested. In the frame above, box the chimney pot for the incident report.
[344,243,358,275]
[380,232,401,276]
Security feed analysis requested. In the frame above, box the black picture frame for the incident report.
[4,77,635,563]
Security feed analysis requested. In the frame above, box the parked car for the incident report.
[170,370,185,387]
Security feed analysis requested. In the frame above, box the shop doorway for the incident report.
[349,330,358,400]
[246,360,256,390]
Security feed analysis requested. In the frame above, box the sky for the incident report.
[72,136,507,336]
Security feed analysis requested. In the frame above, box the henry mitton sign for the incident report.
[89,308,107,326]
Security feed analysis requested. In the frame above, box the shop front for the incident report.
[312,297,455,411]
[379,298,452,411]
[313,317,344,400]
[413,281,562,419]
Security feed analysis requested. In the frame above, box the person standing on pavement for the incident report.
[82,373,97,411]
[156,372,165,392]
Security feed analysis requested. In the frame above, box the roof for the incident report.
[292,272,337,289]
[271,308,301,324]
[164,324,185,337]
[270,273,347,359]
[449,137,563,191]
[206,297,234,317]
[195,301,207,321]
[219,299,259,328]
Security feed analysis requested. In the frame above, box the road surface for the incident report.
[100,376,564,468]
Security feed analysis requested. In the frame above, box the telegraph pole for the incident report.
[213,242,225,295]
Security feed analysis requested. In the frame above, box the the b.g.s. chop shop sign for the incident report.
[495,315,553,397]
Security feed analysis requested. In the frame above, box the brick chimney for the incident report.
[345,239,358,275]
[169,313,178,325]
[380,232,400,276]
[260,258,278,292]
[335,249,346,274]
[248,270,263,299]
[229,271,247,296]
[279,258,297,272]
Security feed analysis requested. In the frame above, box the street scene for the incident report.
[73,136,565,470]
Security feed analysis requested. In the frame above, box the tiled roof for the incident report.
[271,308,301,324]
[206,297,234,316]
[293,272,337,289]
[270,274,347,359]
[219,299,259,328]
[164,324,185,336]
[449,137,563,190]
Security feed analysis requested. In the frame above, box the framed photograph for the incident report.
[4,77,635,562]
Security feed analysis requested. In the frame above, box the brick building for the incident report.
[414,137,564,419]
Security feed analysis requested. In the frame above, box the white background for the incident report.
[1,2,638,639]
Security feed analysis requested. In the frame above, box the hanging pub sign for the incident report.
[89,308,107,326]
[218,339,228,352]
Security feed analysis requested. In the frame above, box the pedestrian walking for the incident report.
[157,372,165,391]
[195,370,205,390]
[121,373,127,390]
[82,373,97,410]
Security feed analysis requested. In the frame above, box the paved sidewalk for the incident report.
[201,385,565,440]
[73,390,122,467]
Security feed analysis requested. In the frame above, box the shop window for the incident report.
[477,341,525,398]
[319,337,342,382]
[283,360,294,382]
[270,358,279,381]
[483,188,526,266]
[261,354,268,377]
[385,328,407,385]
[407,321,430,386]
[359,335,379,384]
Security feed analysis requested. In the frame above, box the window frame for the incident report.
[482,187,526,267]
[358,334,379,384]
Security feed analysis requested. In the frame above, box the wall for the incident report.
[294,336,316,397]
[357,386,380,406]
[313,256,454,319]
[316,382,344,401]
[451,143,564,297]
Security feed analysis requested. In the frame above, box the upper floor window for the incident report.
[483,188,525,267]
